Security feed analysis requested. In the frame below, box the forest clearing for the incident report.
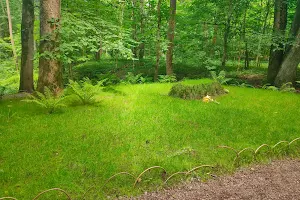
[0,0,300,199]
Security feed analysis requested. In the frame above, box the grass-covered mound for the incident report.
[169,82,226,100]
[0,79,299,199]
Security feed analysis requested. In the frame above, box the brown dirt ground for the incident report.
[132,159,300,200]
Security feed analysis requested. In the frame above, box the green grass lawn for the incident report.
[0,79,300,199]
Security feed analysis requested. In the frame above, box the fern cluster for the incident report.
[66,78,105,105]
[122,72,149,84]
[23,87,67,114]
[23,78,105,113]
[158,75,177,83]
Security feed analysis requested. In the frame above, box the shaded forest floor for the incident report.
[132,159,300,200]
[72,59,300,89]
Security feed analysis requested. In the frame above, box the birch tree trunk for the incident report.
[5,0,18,71]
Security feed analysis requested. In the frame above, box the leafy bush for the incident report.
[73,61,113,81]
[158,75,177,83]
[122,72,147,84]
[0,75,19,95]
[72,60,136,81]
[66,78,104,105]
[210,70,232,85]
[23,87,67,114]
[169,82,225,100]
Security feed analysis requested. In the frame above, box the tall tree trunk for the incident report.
[267,0,287,84]
[211,24,218,57]
[138,0,145,60]
[95,40,103,60]
[166,0,176,75]
[256,0,271,67]
[221,0,233,69]
[274,29,300,86]
[274,0,300,86]
[221,19,230,69]
[5,0,18,71]
[132,0,138,58]
[37,0,62,94]
[285,0,300,54]
[245,42,250,69]
[243,7,249,69]
[154,0,162,81]
[19,0,34,93]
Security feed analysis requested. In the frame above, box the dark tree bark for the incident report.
[166,0,176,75]
[274,0,300,86]
[37,0,62,94]
[243,7,249,69]
[245,42,250,69]
[267,0,287,84]
[19,0,34,93]
[154,0,162,81]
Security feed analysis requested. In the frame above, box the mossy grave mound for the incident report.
[169,82,226,100]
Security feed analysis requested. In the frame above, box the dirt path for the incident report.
[134,159,300,200]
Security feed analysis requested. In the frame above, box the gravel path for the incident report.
[134,159,300,200]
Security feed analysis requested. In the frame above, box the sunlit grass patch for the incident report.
[0,79,299,199]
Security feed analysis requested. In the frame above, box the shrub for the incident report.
[0,75,19,94]
[23,87,67,114]
[169,82,225,100]
[97,73,121,85]
[262,82,296,93]
[280,82,296,93]
[262,84,279,91]
[210,70,232,85]
[0,86,5,99]
[66,78,104,105]
[73,61,113,81]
